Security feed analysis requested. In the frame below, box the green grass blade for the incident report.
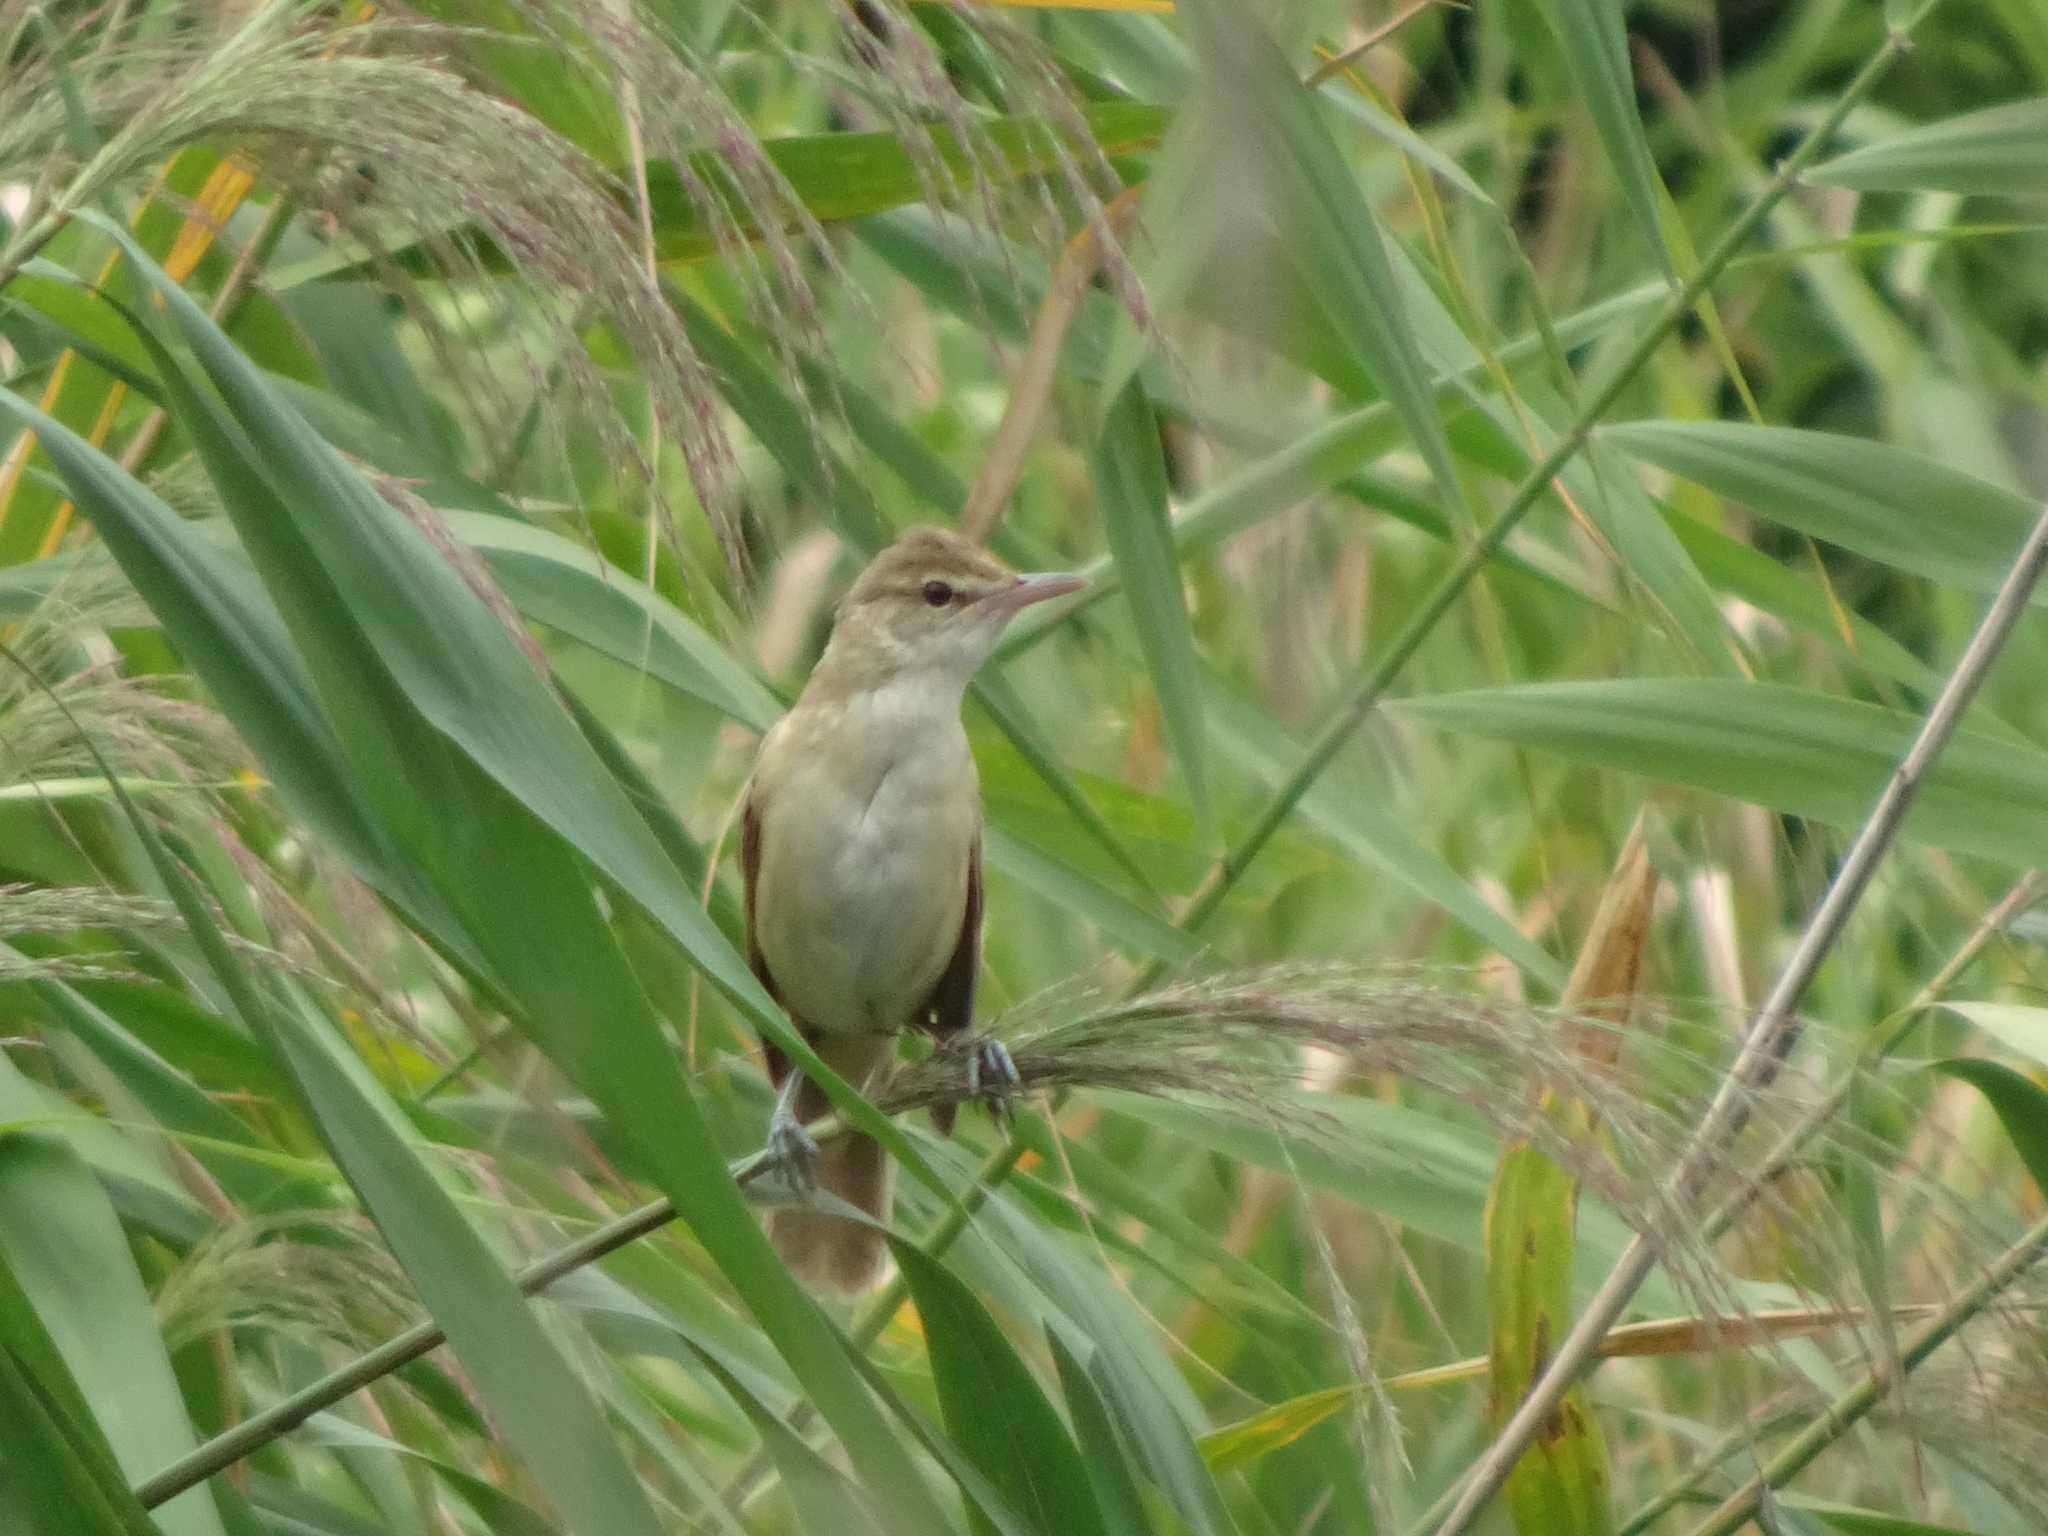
[1783,1495,1992,1536]
[0,387,498,988]
[1396,680,2048,866]
[1485,1142,1615,1536]
[1666,515,1937,689]
[1178,0,1461,512]
[1601,420,2037,595]
[890,1237,1111,1536]
[448,510,781,732]
[59,741,672,1536]
[1048,1331,1156,1536]
[0,1138,190,1536]
[1540,0,1675,280]
[1938,1003,2048,1071]
[78,216,957,1528]
[687,1350,889,1536]
[0,1346,163,1536]
[1204,684,1566,987]
[18,967,290,1210]
[1929,1059,2048,1203]
[1093,380,1212,842]
[1805,97,2048,195]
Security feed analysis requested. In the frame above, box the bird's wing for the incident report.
[741,785,792,1093]
[917,827,982,1137]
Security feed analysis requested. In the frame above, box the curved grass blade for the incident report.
[447,511,782,732]
[0,389,497,990]
[0,1344,164,1536]
[1203,682,1566,986]
[1397,680,2048,867]
[55,737,671,1536]
[1783,1495,1987,1536]
[1177,0,1461,511]
[890,1237,1111,1536]
[1665,515,1936,690]
[1938,1003,2048,1072]
[82,219,957,1529]
[1094,380,1211,841]
[0,1134,205,1536]
[1806,97,2048,196]
[1047,1331,1155,1536]
[1601,421,2036,596]
[688,1350,888,1536]
[19,967,292,1211]
[1930,1058,2048,1201]
[1539,0,1674,281]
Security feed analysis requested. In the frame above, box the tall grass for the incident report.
[3,1,2048,1533]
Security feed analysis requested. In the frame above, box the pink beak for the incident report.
[986,571,1086,615]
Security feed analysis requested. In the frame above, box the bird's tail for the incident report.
[766,1054,893,1294]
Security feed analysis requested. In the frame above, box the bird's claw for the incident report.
[964,1037,1021,1124]
[767,1111,820,1194]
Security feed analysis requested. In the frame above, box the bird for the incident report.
[741,526,1084,1292]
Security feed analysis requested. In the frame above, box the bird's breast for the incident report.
[752,694,977,1037]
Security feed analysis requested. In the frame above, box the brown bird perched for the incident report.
[742,527,1084,1291]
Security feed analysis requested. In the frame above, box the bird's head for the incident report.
[818,526,1084,693]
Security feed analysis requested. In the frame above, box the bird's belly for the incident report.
[755,762,972,1037]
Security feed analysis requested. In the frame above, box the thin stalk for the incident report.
[1432,488,2048,1536]
[1614,1394,1811,1536]
[1305,0,1459,89]
[1694,870,2039,1250]
[1679,1206,2048,1536]
[1608,876,2036,1533]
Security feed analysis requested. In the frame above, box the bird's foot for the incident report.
[964,1036,1021,1124]
[766,1106,820,1194]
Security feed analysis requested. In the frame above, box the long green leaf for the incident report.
[0,1346,163,1536]
[1093,380,1211,840]
[687,1350,888,1536]
[448,511,781,732]
[1784,1494,1988,1536]
[890,1237,1111,1536]
[1047,1331,1154,1536]
[1602,420,2037,595]
[0,1131,221,1536]
[1931,1058,2048,1202]
[1177,0,1461,511]
[83,214,953,1529]
[64,727,671,1535]
[0,1147,180,1536]
[19,964,291,1210]
[1540,0,1674,279]
[1486,1141,1614,1536]
[1805,97,2048,195]
[1397,680,2048,867]
[0,390,498,990]
[1940,1003,2048,1071]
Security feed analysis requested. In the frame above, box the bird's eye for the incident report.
[922,580,953,608]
